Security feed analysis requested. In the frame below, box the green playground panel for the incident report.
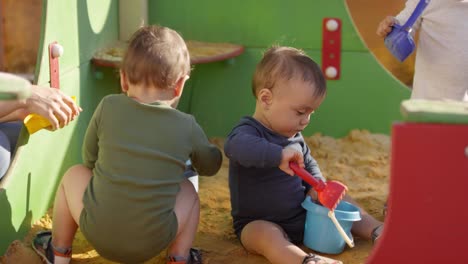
[1,0,410,254]
[151,0,409,137]
[401,100,468,124]
[178,49,408,138]
[149,0,367,51]
[0,0,119,253]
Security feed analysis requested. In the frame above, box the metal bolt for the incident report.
[51,44,64,58]
[325,66,338,79]
[326,19,339,32]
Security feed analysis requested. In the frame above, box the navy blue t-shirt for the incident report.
[224,116,325,239]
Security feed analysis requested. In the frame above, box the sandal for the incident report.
[32,230,72,264]
[371,224,384,244]
[302,253,342,264]
[167,248,202,264]
[188,248,202,264]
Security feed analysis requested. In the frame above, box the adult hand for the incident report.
[376,16,397,38]
[25,85,82,130]
[279,147,304,176]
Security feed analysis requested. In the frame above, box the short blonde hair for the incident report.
[252,46,326,98]
[121,25,191,89]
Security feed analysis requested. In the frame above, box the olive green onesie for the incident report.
[79,94,222,263]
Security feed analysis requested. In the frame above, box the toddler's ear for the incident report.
[119,71,129,93]
[258,88,273,108]
[174,75,189,97]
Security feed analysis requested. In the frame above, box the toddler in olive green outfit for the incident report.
[32,25,222,264]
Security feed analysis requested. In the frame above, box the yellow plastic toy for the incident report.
[24,96,77,134]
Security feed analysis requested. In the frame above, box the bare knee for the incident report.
[65,164,91,176]
[61,165,91,185]
[178,179,199,205]
[57,164,92,223]
[241,221,287,255]
[173,179,200,232]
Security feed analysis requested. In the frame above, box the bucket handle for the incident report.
[328,211,355,248]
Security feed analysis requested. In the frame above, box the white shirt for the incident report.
[396,0,468,101]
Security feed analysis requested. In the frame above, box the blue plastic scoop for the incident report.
[384,0,430,62]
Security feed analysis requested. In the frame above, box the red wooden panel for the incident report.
[367,123,468,263]
[322,18,341,80]
[48,42,60,89]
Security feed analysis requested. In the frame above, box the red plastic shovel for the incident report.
[290,162,347,211]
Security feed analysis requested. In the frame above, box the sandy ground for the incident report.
[1,130,389,264]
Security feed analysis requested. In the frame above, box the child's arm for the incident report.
[304,152,324,181]
[306,188,318,201]
[376,0,423,38]
[224,127,283,168]
[302,155,322,200]
[300,144,325,199]
[279,147,304,176]
[190,117,222,176]
[395,0,423,31]
[82,100,103,169]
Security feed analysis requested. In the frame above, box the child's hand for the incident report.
[376,16,397,38]
[307,188,318,202]
[279,147,304,176]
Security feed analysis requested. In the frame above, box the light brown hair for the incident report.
[252,46,326,98]
[121,25,191,90]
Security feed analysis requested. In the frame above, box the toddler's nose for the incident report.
[300,114,311,126]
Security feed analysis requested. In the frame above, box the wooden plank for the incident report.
[0,0,4,70]
[1,0,42,73]
[91,40,245,67]
[401,99,468,124]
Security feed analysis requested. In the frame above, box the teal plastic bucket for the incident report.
[302,196,361,254]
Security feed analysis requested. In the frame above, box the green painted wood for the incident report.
[149,0,410,137]
[149,0,367,51]
[0,0,119,254]
[401,100,468,124]
[179,48,409,138]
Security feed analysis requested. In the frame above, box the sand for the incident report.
[0,129,389,264]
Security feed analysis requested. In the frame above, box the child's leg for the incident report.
[344,194,383,241]
[167,179,200,260]
[52,164,92,248]
[241,220,339,264]
[33,165,91,264]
